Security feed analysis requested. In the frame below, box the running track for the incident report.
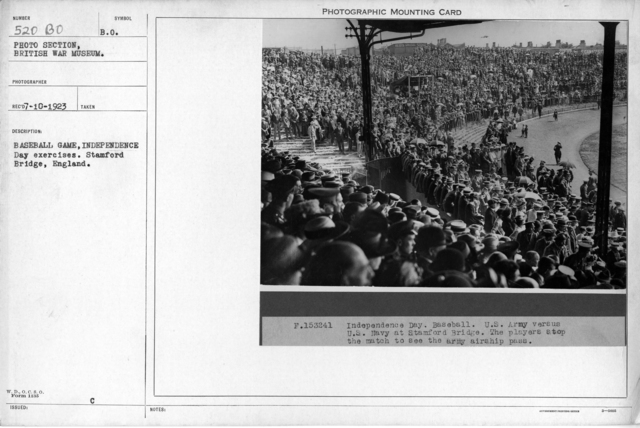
[514,105,627,203]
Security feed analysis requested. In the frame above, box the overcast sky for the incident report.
[263,20,629,50]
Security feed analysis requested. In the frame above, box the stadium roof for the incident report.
[357,20,485,34]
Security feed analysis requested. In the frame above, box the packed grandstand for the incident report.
[260,45,627,288]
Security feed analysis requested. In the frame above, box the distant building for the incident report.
[382,38,626,57]
[341,47,358,56]
[444,42,466,49]
[387,42,434,57]
[341,46,386,56]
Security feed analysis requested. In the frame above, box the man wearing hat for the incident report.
[471,170,483,192]
[579,180,589,200]
[350,208,389,251]
[543,265,577,289]
[340,185,355,201]
[612,260,627,288]
[300,241,374,286]
[612,205,626,230]
[496,197,510,217]
[373,191,390,210]
[349,191,368,206]
[465,193,481,225]
[457,187,470,221]
[308,116,319,153]
[374,221,422,286]
[427,174,441,205]
[437,177,452,210]
[478,235,499,262]
[449,219,469,236]
[413,163,429,193]
[414,226,448,279]
[482,198,498,234]
[311,186,345,219]
[403,205,421,221]
[497,241,520,261]
[564,237,596,286]
[261,235,306,285]
[424,207,440,222]
[442,181,458,215]
[565,217,579,254]
[605,239,623,271]
[387,207,406,224]
[300,215,341,253]
[262,174,300,229]
[515,219,537,253]
[538,170,549,190]
[434,177,447,210]
[543,233,569,264]
[594,269,613,288]
[534,225,556,255]
[420,166,435,198]
[575,200,591,227]
[343,201,367,225]
[555,217,575,253]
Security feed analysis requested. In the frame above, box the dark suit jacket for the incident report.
[484,207,498,234]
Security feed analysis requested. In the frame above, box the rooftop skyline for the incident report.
[263,20,629,51]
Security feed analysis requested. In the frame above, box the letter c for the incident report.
[90,398,95,404]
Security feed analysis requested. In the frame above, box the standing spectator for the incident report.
[289,104,300,137]
[308,116,319,153]
[554,142,562,164]
[335,122,346,154]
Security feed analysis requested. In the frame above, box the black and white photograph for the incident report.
[260,19,628,289]
[2,0,639,424]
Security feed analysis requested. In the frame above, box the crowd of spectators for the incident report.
[260,45,627,288]
[262,46,626,159]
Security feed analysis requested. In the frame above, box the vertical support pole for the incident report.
[595,22,618,256]
[358,22,374,162]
